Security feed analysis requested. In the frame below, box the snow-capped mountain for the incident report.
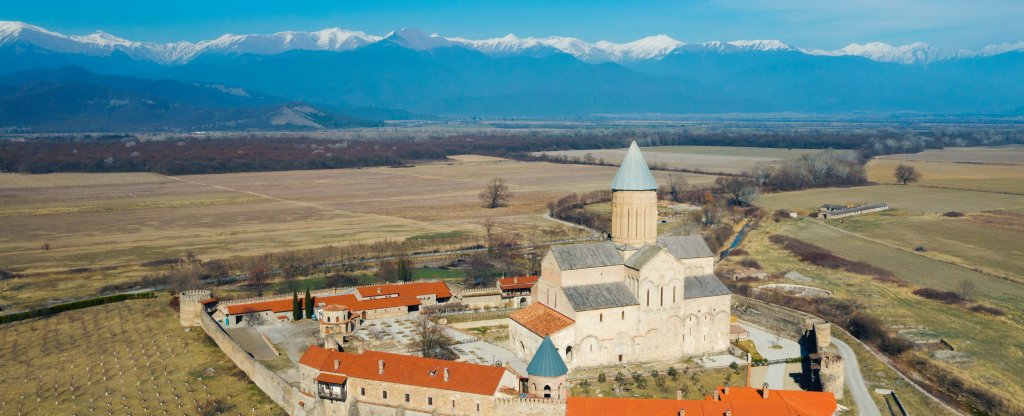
[5,20,1021,66]
[807,42,978,64]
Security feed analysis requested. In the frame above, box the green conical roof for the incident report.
[527,336,568,377]
[610,141,658,191]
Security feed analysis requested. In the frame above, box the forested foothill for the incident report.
[1,124,1021,175]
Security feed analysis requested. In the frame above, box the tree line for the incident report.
[3,125,1020,175]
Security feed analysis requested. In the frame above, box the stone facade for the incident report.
[511,143,731,369]
[179,289,212,327]
[611,190,658,246]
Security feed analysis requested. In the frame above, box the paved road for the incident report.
[832,336,882,416]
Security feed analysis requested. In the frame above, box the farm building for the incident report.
[819,203,889,219]
[214,281,452,327]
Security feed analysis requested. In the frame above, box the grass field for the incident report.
[0,294,283,416]
[875,145,1024,164]
[759,184,1024,214]
[738,217,1024,412]
[0,159,719,309]
[538,146,831,174]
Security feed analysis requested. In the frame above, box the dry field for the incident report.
[538,146,830,174]
[0,158,718,308]
[875,145,1024,164]
[737,219,1024,413]
[0,295,283,416]
[758,184,1024,214]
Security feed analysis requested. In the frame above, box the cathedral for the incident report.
[509,141,732,369]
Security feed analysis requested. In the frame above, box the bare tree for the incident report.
[894,164,921,185]
[666,174,688,202]
[247,266,270,297]
[491,233,523,277]
[715,176,760,206]
[956,279,977,301]
[464,253,495,287]
[243,310,266,327]
[482,217,497,249]
[479,177,512,208]
[281,263,300,293]
[0,269,13,298]
[409,315,457,360]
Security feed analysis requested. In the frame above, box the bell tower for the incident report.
[610,141,659,247]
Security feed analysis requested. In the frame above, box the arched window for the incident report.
[646,289,650,307]
[660,287,664,306]
[543,385,552,398]
[566,346,573,362]
[673,287,677,304]
[599,313,603,322]
[621,310,625,320]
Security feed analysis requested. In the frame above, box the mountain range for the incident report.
[1,21,1023,126]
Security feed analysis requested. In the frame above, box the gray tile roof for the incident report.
[657,235,714,259]
[563,282,639,311]
[551,242,623,271]
[610,141,658,191]
[624,244,663,270]
[684,274,731,299]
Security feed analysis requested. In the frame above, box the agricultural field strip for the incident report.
[810,220,1024,286]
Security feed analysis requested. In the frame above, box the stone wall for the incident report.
[731,296,819,340]
[179,289,211,327]
[818,353,845,400]
[493,397,567,416]
[197,310,315,416]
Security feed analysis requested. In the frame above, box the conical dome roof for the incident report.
[610,141,658,191]
[526,336,568,377]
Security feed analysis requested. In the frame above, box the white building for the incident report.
[509,141,732,369]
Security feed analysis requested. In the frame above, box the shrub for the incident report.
[942,211,964,217]
[196,398,232,416]
[969,304,1006,316]
[846,314,886,342]
[729,248,748,256]
[879,335,914,356]
[912,288,964,304]
[914,246,927,252]
[739,258,762,269]
[597,372,606,383]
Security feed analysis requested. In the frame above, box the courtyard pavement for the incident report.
[225,327,279,360]
[737,321,803,389]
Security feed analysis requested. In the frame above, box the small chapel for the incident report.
[509,141,732,369]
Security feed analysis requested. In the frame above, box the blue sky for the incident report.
[6,0,1024,49]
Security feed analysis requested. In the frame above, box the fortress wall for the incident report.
[198,311,315,416]
[731,296,818,340]
[493,397,567,416]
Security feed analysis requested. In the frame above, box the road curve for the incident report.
[832,336,882,416]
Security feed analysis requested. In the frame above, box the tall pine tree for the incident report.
[292,292,301,321]
[304,289,313,319]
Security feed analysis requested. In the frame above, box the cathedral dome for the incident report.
[610,141,658,191]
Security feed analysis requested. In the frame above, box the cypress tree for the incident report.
[292,292,301,321]
[304,289,313,319]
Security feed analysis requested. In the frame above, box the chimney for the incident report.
[333,359,340,371]
[443,368,450,382]
[378,359,385,375]
[514,277,518,284]
[724,411,732,416]
[377,288,382,295]
[713,391,720,401]
[761,383,770,399]
[723,385,729,395]
[676,390,683,400]
[677,410,685,416]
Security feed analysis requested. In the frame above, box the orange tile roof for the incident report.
[315,373,348,385]
[498,275,539,290]
[509,302,574,336]
[225,292,421,315]
[300,346,508,396]
[199,298,218,305]
[567,387,837,416]
[225,297,295,315]
[357,281,452,299]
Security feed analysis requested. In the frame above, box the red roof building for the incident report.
[300,346,514,397]
[497,275,539,291]
[567,386,837,416]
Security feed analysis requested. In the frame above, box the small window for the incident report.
[428,397,433,406]
[360,387,365,396]
[405,393,410,403]
[621,311,625,320]
[618,354,623,362]
[452,399,456,407]
[599,313,603,322]
[477,403,481,411]
[646,290,650,306]
[383,390,388,399]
